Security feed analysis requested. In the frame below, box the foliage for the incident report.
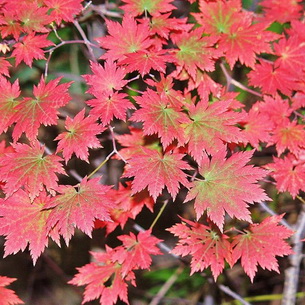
[0,0,304,304]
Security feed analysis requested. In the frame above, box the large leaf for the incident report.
[0,142,65,200]
[185,149,269,230]
[124,147,190,201]
[231,215,293,282]
[46,177,112,244]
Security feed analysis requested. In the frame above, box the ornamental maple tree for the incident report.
[0,0,304,304]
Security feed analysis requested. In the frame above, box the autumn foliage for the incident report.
[0,0,304,304]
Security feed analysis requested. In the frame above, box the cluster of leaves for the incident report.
[0,0,304,304]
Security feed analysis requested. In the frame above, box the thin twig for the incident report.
[282,206,305,305]
[149,265,184,305]
[91,3,123,18]
[219,284,252,305]
[73,20,98,62]
[220,62,262,97]
[259,202,293,230]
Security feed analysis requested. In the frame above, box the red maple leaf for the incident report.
[46,177,112,244]
[84,61,128,97]
[266,155,305,198]
[0,142,65,200]
[123,147,191,201]
[120,49,173,76]
[168,218,232,280]
[0,58,11,77]
[12,77,72,141]
[171,28,221,79]
[274,35,305,73]
[0,77,20,134]
[86,92,134,126]
[55,109,105,163]
[183,100,245,163]
[113,230,162,277]
[44,0,83,24]
[131,88,189,148]
[269,120,305,156]
[95,182,154,234]
[0,276,23,305]
[185,149,269,230]
[120,0,175,16]
[231,215,293,282]
[242,108,273,149]
[0,190,59,264]
[15,4,52,33]
[254,95,293,127]
[248,60,296,97]
[97,15,153,62]
[69,247,136,305]
[260,0,303,23]
[12,34,54,67]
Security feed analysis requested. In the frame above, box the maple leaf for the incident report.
[84,61,128,97]
[183,100,245,164]
[260,0,303,23]
[0,77,20,134]
[121,0,175,16]
[16,4,53,33]
[44,0,83,24]
[0,190,59,264]
[46,177,112,244]
[0,142,65,200]
[266,155,305,198]
[242,108,273,149]
[69,247,136,305]
[168,218,232,280]
[86,92,135,126]
[97,15,153,62]
[269,121,305,156]
[113,230,162,277]
[146,14,193,40]
[0,276,23,305]
[12,77,72,141]
[248,60,296,97]
[0,57,11,77]
[254,95,292,127]
[0,9,23,40]
[220,20,276,69]
[95,182,154,234]
[123,147,191,201]
[185,149,269,230]
[171,29,221,79]
[12,34,54,67]
[55,109,104,163]
[131,88,189,148]
[115,127,147,160]
[120,49,173,76]
[274,35,305,73]
[231,215,293,282]
[187,70,222,102]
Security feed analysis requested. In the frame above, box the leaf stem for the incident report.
[150,200,168,230]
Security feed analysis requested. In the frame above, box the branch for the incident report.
[281,206,305,305]
[220,62,262,97]
[219,284,252,305]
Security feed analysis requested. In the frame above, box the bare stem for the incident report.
[220,62,262,97]
[219,284,252,305]
[149,200,168,230]
[148,265,184,305]
[73,20,98,62]
[281,207,305,305]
